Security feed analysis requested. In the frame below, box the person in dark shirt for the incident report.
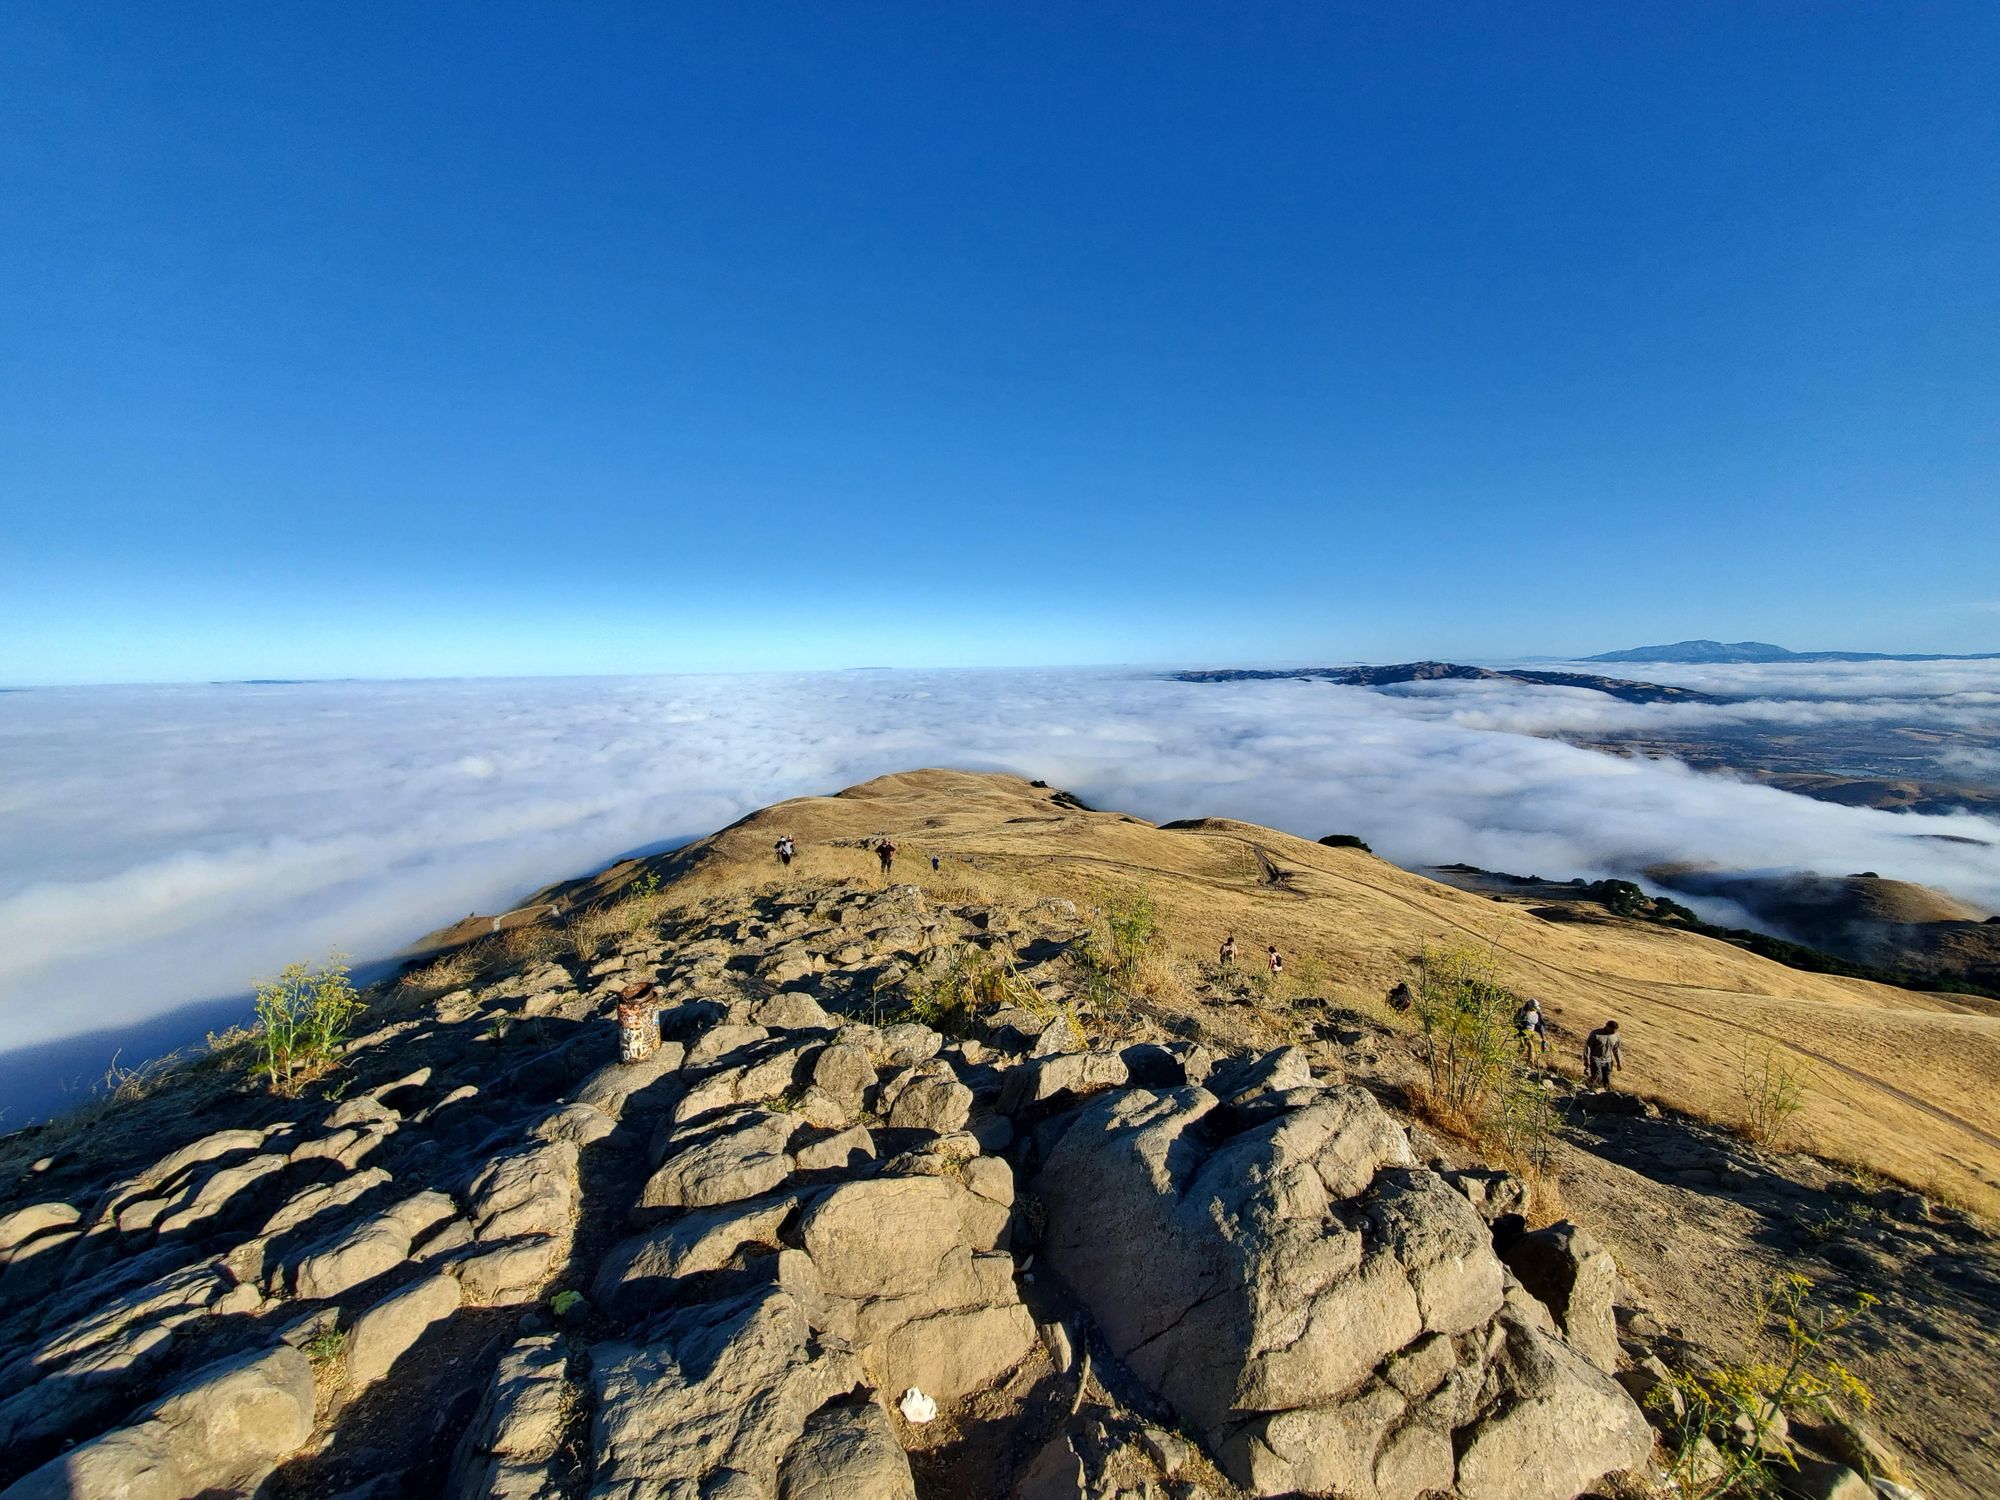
[1584,1020,1624,1087]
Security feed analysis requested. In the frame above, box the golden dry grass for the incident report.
[649,767,2000,1216]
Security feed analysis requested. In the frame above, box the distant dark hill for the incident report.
[1173,660,1723,706]
[1587,639,2000,664]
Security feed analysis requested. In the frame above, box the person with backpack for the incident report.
[876,839,897,876]
[1584,1020,1624,1088]
[1219,934,1237,968]
[1515,998,1548,1063]
[1267,945,1283,982]
[773,835,795,869]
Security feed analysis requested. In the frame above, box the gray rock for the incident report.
[292,1120,396,1170]
[257,1166,393,1243]
[1617,1355,1683,1427]
[1780,1459,1876,1499]
[687,1025,770,1069]
[639,1112,796,1214]
[573,1043,688,1119]
[593,1197,799,1318]
[345,1272,461,1388]
[292,1210,414,1301]
[0,1202,79,1258]
[469,1143,582,1243]
[776,1399,917,1500]
[753,993,837,1031]
[3,1344,314,1500]
[1366,1170,1504,1336]
[452,1334,576,1500]
[1440,1167,1529,1222]
[153,1153,293,1237]
[997,1051,1131,1115]
[877,1024,942,1067]
[1502,1221,1621,1375]
[456,1236,564,1307]
[1452,1308,1651,1500]
[884,1067,973,1135]
[800,1177,965,1300]
[1206,1045,1313,1106]
[532,1102,616,1146]
[1033,1078,1641,1499]
[793,1125,876,1174]
[588,1287,861,1498]
[26,1257,233,1377]
[810,1043,876,1116]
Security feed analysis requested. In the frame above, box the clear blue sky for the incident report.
[3,4,1996,685]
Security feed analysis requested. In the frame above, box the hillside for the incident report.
[623,769,2000,1213]
[1586,639,2000,664]
[1,770,1995,1500]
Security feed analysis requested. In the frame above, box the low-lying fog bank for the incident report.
[3,663,1997,1110]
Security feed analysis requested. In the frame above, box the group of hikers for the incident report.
[1515,996,1626,1088]
[772,835,940,878]
[1216,932,1286,981]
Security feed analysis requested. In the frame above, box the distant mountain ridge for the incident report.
[1588,639,2000,664]
[1173,660,1723,705]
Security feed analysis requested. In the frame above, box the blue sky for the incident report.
[2,4,1996,685]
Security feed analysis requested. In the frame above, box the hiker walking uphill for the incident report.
[773,836,795,869]
[1267,945,1283,982]
[1219,934,1237,968]
[1584,1020,1624,1088]
[875,839,897,877]
[1515,998,1548,1063]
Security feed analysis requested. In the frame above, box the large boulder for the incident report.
[776,1399,917,1500]
[639,1112,796,1215]
[1031,1064,1646,1499]
[1452,1308,1652,1500]
[2,1344,314,1500]
[452,1334,577,1500]
[1501,1221,1621,1375]
[588,1288,861,1499]
[593,1197,800,1319]
[797,1176,1035,1403]
[345,1273,461,1389]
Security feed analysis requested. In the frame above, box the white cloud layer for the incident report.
[3,664,1998,1059]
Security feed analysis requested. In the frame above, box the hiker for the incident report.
[1386,981,1414,1014]
[1515,998,1548,1063]
[1583,1020,1624,1088]
[773,835,794,869]
[1219,933,1237,968]
[876,839,897,876]
[931,854,941,872]
[1267,945,1283,981]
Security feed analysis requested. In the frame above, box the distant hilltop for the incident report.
[1173,660,1722,706]
[1587,639,2000,664]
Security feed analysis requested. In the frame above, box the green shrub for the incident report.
[252,955,363,1096]
[1102,887,1161,985]
[1410,945,1517,1115]
[1736,1040,1813,1146]
[1407,944,1559,1167]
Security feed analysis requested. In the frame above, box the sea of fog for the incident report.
[4,662,1999,1124]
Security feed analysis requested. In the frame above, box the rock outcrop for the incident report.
[1031,1075,1650,1498]
[0,866,1663,1500]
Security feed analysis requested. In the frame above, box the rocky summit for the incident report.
[0,770,1992,1500]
